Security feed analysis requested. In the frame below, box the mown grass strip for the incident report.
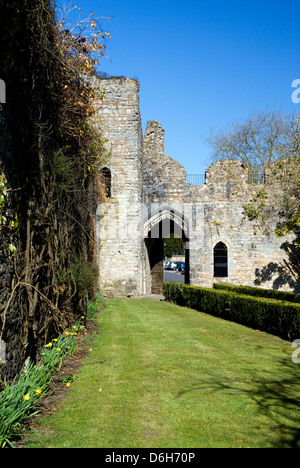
[24,299,300,448]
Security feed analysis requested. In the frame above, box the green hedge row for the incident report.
[163,282,300,341]
[213,282,300,303]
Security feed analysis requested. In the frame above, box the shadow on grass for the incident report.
[177,354,300,448]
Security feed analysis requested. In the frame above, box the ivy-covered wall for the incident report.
[0,110,26,380]
[0,0,107,381]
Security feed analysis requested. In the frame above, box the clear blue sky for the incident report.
[59,0,300,174]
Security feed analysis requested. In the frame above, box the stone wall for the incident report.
[190,164,294,290]
[143,122,297,291]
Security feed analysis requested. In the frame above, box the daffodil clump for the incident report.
[0,319,84,448]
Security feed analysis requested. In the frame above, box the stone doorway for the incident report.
[144,217,189,295]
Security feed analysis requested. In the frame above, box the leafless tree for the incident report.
[208,108,300,183]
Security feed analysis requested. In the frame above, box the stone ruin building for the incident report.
[95,76,297,298]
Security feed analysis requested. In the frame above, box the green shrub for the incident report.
[51,150,74,191]
[213,282,300,303]
[163,282,300,341]
[71,258,99,294]
[87,291,104,320]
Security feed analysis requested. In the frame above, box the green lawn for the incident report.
[24,299,300,448]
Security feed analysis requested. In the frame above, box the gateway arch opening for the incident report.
[144,213,190,295]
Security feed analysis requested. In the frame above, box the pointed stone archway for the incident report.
[143,208,190,295]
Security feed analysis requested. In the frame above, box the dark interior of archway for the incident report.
[145,219,189,295]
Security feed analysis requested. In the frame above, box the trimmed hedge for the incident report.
[213,282,300,303]
[163,282,300,341]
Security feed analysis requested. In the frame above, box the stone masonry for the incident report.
[95,77,298,297]
[95,78,144,297]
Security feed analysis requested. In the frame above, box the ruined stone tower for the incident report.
[96,78,144,297]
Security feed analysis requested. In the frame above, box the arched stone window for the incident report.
[100,167,112,198]
[214,242,228,277]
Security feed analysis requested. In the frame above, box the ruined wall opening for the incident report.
[144,212,189,295]
[214,242,228,278]
[100,167,112,198]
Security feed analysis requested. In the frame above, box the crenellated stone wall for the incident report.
[143,121,296,291]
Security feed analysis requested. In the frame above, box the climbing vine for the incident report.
[0,0,111,373]
[242,189,268,228]
[0,170,18,255]
[0,172,8,228]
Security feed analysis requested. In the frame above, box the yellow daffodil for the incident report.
[66,382,71,388]
[35,388,42,395]
[23,394,30,401]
